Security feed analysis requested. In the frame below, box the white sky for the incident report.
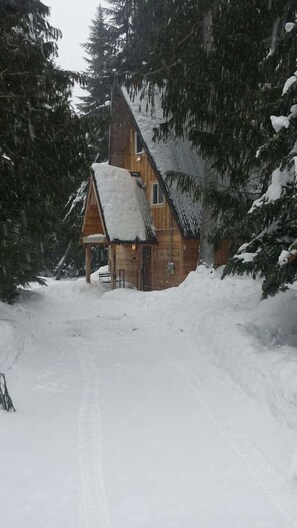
[45,0,109,103]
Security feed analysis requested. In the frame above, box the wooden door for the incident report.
[142,246,152,291]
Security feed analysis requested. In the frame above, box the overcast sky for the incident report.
[45,0,109,103]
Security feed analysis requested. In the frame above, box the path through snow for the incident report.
[1,270,297,527]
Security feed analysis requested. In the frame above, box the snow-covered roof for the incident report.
[122,86,203,237]
[92,163,156,243]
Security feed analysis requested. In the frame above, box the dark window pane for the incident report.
[158,186,164,203]
[136,132,142,153]
[153,183,158,204]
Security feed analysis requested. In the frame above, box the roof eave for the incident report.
[110,237,158,245]
[90,171,111,244]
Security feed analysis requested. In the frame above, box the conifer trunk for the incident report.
[55,240,72,280]
[0,374,16,412]
[199,159,216,267]
[198,11,216,267]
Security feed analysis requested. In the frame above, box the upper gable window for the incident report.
[135,131,143,154]
[152,182,164,205]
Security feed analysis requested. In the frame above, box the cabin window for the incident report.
[152,183,164,205]
[135,131,143,154]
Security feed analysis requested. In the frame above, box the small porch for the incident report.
[82,163,156,291]
[83,235,153,291]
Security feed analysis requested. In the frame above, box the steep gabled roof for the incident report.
[92,163,156,244]
[122,86,203,238]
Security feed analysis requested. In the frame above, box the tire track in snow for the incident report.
[170,356,297,528]
[78,349,112,528]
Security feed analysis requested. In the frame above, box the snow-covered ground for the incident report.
[1,267,297,528]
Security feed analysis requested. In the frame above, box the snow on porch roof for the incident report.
[122,86,203,237]
[92,163,156,243]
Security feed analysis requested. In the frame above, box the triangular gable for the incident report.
[118,85,203,238]
[82,177,108,240]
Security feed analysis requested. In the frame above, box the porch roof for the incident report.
[92,163,156,244]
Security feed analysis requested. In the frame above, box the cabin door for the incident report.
[142,246,152,291]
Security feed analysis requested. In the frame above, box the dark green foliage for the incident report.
[78,5,116,164]
[0,0,89,301]
[224,1,297,297]
[119,0,282,253]
[141,0,279,180]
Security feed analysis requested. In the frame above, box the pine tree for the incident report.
[78,4,118,163]
[224,1,297,297]
[79,5,114,115]
[120,1,288,263]
[145,0,282,179]
[0,0,89,301]
[106,0,137,50]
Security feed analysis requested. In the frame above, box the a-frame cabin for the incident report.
[82,85,230,290]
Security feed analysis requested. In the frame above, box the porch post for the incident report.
[110,244,116,290]
[85,244,91,283]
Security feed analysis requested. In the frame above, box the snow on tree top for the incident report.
[122,86,203,237]
[92,163,155,243]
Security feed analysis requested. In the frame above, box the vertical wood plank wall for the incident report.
[82,184,105,237]
[110,88,187,290]
[182,240,200,282]
[116,245,141,288]
[214,240,231,267]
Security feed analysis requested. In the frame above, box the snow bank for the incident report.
[2,271,297,526]
[101,267,297,431]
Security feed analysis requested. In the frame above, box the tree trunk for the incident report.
[199,159,216,267]
[198,10,216,267]
[55,240,72,280]
[0,373,16,412]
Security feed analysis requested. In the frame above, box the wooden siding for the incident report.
[110,88,175,232]
[114,235,182,291]
[214,240,231,267]
[115,245,141,289]
[152,230,182,290]
[182,239,199,281]
[82,184,105,237]
[110,87,188,290]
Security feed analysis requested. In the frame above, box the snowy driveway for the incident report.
[1,273,297,528]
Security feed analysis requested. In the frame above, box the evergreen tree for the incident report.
[224,1,297,297]
[78,4,117,163]
[143,0,280,181]
[106,0,137,50]
[122,1,287,262]
[0,0,89,301]
[80,5,114,114]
